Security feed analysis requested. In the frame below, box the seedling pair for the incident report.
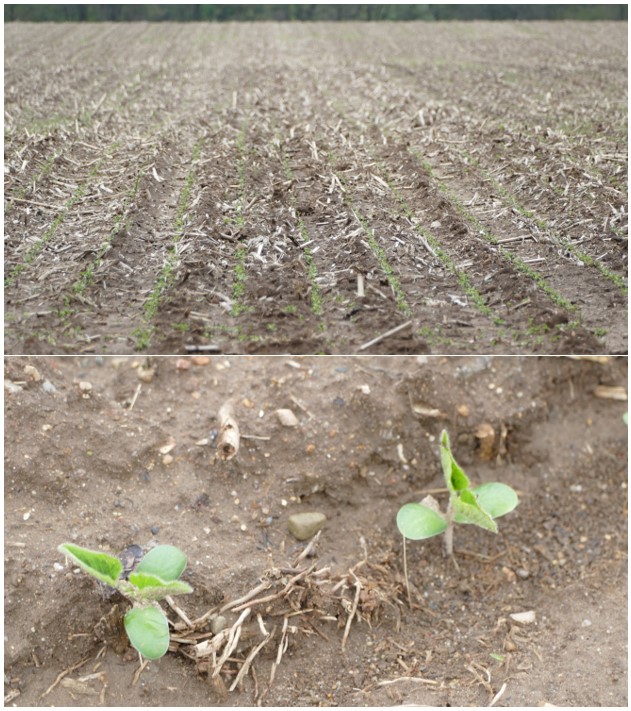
[397,430,519,556]
[58,542,192,660]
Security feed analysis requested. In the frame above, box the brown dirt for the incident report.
[4,22,627,355]
[4,355,628,706]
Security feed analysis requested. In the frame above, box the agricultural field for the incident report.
[4,355,628,706]
[4,22,628,354]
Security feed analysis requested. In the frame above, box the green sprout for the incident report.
[58,542,192,660]
[397,430,519,557]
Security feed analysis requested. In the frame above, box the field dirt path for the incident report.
[4,22,627,354]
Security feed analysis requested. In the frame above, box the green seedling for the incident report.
[58,543,192,660]
[397,430,518,557]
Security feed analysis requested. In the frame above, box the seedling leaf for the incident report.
[124,606,170,660]
[397,502,448,540]
[452,494,498,532]
[471,482,519,519]
[440,429,469,492]
[58,543,122,587]
[128,571,193,600]
[135,544,186,581]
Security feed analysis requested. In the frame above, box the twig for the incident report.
[229,632,274,692]
[489,682,507,707]
[269,616,289,686]
[357,272,365,297]
[132,655,149,685]
[212,608,251,678]
[216,400,240,460]
[166,595,194,628]
[292,530,321,566]
[341,571,362,651]
[39,654,92,699]
[376,676,439,687]
[128,383,142,411]
[357,321,412,352]
[497,235,533,244]
[289,394,314,419]
[6,196,60,210]
[231,566,315,612]
[218,580,272,614]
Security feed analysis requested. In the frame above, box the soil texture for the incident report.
[4,22,628,354]
[3,355,628,706]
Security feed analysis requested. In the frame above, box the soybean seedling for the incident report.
[397,430,519,558]
[58,542,193,660]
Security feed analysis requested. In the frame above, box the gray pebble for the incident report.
[42,380,57,393]
[4,380,23,394]
[210,616,227,635]
[288,512,326,541]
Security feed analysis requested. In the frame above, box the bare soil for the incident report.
[4,355,628,706]
[4,22,628,355]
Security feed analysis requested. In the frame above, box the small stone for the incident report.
[151,526,159,535]
[78,381,92,392]
[276,409,299,427]
[176,358,192,371]
[581,619,592,627]
[137,365,156,382]
[42,380,57,393]
[163,454,174,465]
[457,404,470,417]
[510,610,536,624]
[23,365,41,382]
[210,616,227,635]
[288,512,326,541]
[504,638,517,652]
[4,380,23,394]
[23,511,31,521]
[191,355,211,366]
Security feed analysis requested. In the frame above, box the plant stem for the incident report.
[402,535,411,607]
[444,500,454,557]
[444,525,454,557]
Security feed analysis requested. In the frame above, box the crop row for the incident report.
[315,70,625,350]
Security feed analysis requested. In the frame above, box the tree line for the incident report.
[4,4,628,22]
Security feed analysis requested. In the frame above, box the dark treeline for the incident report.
[4,4,628,22]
